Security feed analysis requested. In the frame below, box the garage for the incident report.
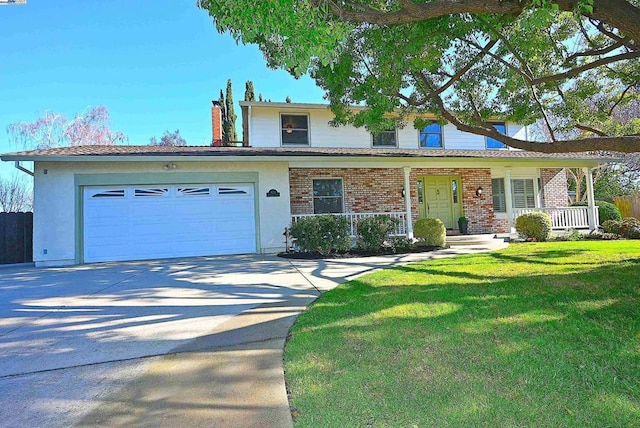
[83,183,256,263]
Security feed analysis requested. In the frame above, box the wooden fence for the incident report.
[614,194,640,219]
[0,212,33,264]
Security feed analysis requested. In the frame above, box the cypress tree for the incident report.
[218,89,227,142]
[244,81,256,101]
[225,79,238,142]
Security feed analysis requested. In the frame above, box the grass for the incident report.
[284,241,640,427]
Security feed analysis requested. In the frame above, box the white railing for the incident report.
[291,212,408,237]
[513,206,598,229]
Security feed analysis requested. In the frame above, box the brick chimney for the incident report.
[211,100,223,146]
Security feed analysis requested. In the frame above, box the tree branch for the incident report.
[530,50,640,85]
[576,124,610,136]
[566,39,629,63]
[425,84,640,153]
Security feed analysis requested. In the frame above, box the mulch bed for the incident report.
[278,245,443,259]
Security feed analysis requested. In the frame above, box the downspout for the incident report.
[14,161,34,176]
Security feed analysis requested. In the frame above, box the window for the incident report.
[134,188,169,197]
[492,178,506,212]
[420,122,443,148]
[92,189,125,198]
[512,179,535,209]
[372,129,397,147]
[177,187,210,196]
[486,122,507,149]
[452,179,458,203]
[313,179,343,214]
[281,114,309,146]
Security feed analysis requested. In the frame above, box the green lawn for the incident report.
[284,241,640,427]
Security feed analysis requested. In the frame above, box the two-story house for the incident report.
[1,101,615,266]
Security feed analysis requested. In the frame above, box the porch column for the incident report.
[505,169,514,232]
[403,166,414,239]
[584,167,597,230]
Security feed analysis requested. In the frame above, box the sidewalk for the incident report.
[77,241,508,427]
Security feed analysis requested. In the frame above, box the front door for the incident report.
[417,176,461,229]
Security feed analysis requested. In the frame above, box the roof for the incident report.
[0,145,620,163]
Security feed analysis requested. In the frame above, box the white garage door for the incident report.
[83,183,256,263]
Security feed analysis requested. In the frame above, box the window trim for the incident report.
[280,113,310,147]
[312,177,345,214]
[371,128,398,148]
[485,122,508,150]
[419,121,444,149]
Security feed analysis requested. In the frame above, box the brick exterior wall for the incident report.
[409,168,495,234]
[290,167,497,233]
[211,102,223,145]
[541,168,568,207]
[289,168,405,215]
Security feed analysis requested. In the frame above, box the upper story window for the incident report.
[420,122,443,148]
[281,114,309,146]
[486,122,507,149]
[313,178,343,214]
[372,129,397,147]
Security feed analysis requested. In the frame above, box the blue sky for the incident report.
[0,0,326,177]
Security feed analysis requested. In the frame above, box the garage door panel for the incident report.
[84,183,256,263]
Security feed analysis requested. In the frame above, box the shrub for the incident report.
[355,215,399,251]
[552,229,582,242]
[290,215,351,254]
[602,217,640,239]
[571,200,622,223]
[388,236,414,253]
[515,212,552,241]
[414,218,446,247]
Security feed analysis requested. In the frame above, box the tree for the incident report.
[149,129,187,146]
[0,174,32,212]
[224,79,238,141]
[244,80,256,101]
[198,0,640,153]
[218,89,228,141]
[7,106,127,149]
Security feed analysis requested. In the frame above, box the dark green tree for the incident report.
[198,0,640,153]
[225,79,238,142]
[218,89,227,141]
[244,80,256,101]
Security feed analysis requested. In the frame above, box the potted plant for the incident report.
[458,216,469,234]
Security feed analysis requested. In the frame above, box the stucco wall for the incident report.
[33,161,290,266]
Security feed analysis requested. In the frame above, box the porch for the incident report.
[291,205,597,239]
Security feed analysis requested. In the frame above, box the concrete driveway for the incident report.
[0,244,506,427]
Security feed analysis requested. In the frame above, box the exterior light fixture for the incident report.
[476,185,483,197]
[163,163,178,170]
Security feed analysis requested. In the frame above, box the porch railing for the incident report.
[291,212,408,237]
[513,206,598,229]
